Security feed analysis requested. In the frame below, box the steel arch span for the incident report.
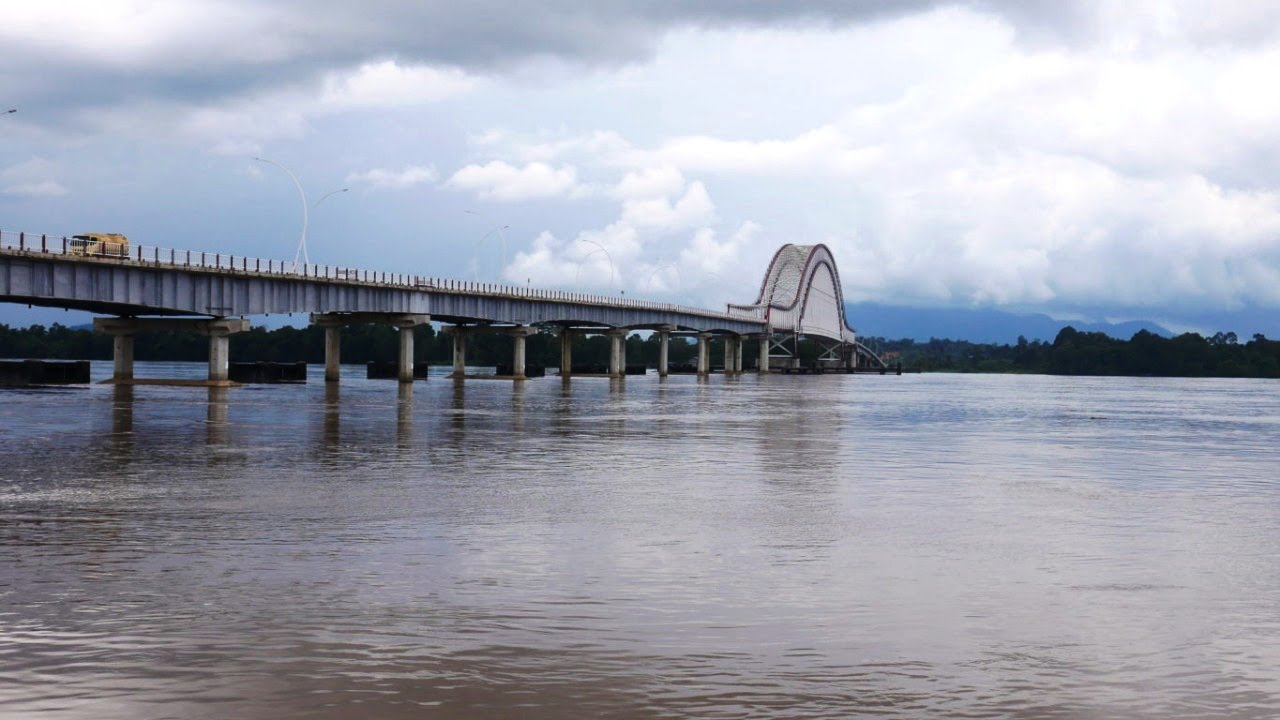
[728,243,884,368]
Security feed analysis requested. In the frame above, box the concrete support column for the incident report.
[512,329,527,380]
[656,324,674,377]
[608,329,627,377]
[397,326,414,383]
[452,327,467,377]
[208,332,230,382]
[757,333,771,374]
[202,319,251,383]
[324,325,341,382]
[658,331,670,377]
[724,336,737,375]
[697,333,711,376]
[559,329,573,377]
[112,334,135,381]
[735,337,745,373]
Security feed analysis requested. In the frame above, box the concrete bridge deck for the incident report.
[0,234,764,334]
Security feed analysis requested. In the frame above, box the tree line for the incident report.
[5,322,1280,377]
[865,327,1280,377]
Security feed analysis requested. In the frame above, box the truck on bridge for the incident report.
[68,233,129,258]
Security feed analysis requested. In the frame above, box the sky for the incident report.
[4,1,1280,337]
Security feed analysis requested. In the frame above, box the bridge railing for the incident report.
[0,229,762,325]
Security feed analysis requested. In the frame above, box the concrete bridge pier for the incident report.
[756,333,771,374]
[445,324,536,379]
[94,317,251,385]
[723,335,741,375]
[396,321,415,383]
[735,336,745,373]
[208,328,232,382]
[608,329,628,378]
[450,326,468,377]
[324,326,341,381]
[657,325,674,377]
[559,328,573,377]
[112,332,136,381]
[697,332,711,376]
[308,314,345,381]
[310,313,430,383]
[509,326,535,380]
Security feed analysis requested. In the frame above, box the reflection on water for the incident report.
[321,381,340,455]
[2,365,1280,719]
[109,384,134,459]
[396,382,413,450]
[206,387,229,446]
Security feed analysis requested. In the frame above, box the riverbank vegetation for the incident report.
[3,323,1280,377]
[865,328,1280,377]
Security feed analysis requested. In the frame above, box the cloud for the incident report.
[346,165,438,190]
[142,58,476,153]
[6,1,1280,144]
[503,226,632,291]
[496,166,746,303]
[0,1,929,139]
[446,161,579,201]
[613,166,685,200]
[459,8,1280,317]
[320,61,476,109]
[655,126,880,175]
[1,158,67,197]
[2,180,67,198]
[678,221,763,278]
[620,181,715,230]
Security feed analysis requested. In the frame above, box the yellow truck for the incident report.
[68,233,129,257]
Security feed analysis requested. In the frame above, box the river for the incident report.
[2,364,1278,718]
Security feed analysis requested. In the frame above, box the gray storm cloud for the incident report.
[9,1,1278,119]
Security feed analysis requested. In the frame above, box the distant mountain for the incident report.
[845,302,1172,344]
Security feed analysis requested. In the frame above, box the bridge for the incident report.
[0,229,884,384]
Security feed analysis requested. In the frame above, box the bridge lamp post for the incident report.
[253,156,310,273]
[314,187,348,209]
[574,238,616,293]
[643,261,684,295]
[464,210,509,282]
[471,225,508,282]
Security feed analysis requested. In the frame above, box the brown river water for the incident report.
[2,363,1279,719]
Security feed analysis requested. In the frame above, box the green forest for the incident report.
[865,328,1280,377]
[4,323,1280,378]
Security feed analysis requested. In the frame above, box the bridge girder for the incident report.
[0,250,765,335]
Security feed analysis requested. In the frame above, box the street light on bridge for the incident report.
[314,187,348,208]
[574,238,617,293]
[643,260,684,295]
[252,159,348,273]
[253,156,311,273]
[464,210,509,282]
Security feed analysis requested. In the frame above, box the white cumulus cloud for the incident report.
[346,165,438,190]
[446,161,580,201]
[620,181,715,230]
[1,158,68,197]
[613,165,685,200]
[321,61,477,109]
